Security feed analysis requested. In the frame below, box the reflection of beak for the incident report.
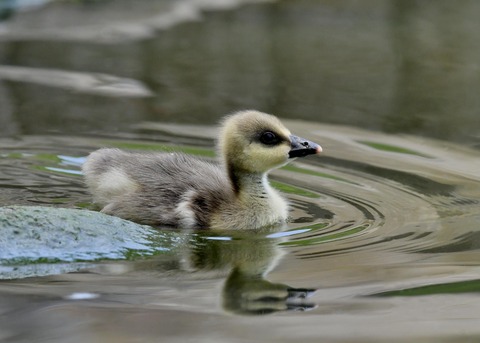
[288,135,322,158]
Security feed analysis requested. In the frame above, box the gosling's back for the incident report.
[83,148,232,228]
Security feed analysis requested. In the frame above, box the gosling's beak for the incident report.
[289,135,322,158]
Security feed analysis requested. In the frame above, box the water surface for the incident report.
[1,1,480,342]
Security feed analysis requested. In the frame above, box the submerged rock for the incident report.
[0,206,176,279]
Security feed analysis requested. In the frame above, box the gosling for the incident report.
[82,110,322,230]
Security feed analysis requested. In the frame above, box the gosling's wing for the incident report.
[82,148,231,226]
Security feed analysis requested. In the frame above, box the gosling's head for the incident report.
[218,110,322,174]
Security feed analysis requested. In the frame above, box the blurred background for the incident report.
[0,0,479,146]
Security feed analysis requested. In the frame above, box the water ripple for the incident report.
[1,125,480,273]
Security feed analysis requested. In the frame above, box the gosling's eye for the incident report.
[259,131,281,145]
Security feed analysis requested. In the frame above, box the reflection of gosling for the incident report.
[82,110,322,230]
[188,232,316,315]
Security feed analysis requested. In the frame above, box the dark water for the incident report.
[1,0,480,145]
[1,1,480,342]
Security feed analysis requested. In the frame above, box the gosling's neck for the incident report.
[227,164,283,205]
[227,166,289,226]
[230,170,271,199]
[223,163,289,227]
